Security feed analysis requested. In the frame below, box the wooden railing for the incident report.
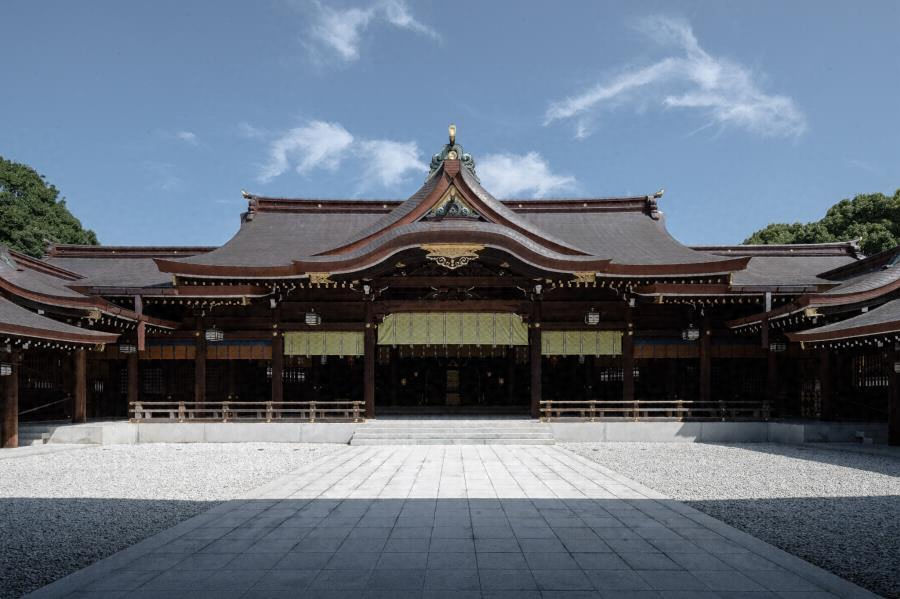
[540,399,769,422]
[130,401,365,423]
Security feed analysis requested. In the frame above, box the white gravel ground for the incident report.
[0,443,339,599]
[565,442,900,599]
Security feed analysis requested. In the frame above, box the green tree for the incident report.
[744,190,900,255]
[0,157,98,257]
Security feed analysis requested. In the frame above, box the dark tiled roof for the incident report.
[729,256,858,287]
[692,242,860,258]
[820,263,900,296]
[0,249,85,298]
[44,256,175,288]
[0,296,117,343]
[792,298,900,338]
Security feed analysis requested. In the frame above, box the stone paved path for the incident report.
[29,445,877,598]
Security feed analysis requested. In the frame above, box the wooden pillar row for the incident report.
[195,330,207,405]
[2,351,19,448]
[889,348,899,447]
[363,300,376,419]
[699,316,712,404]
[622,304,635,403]
[530,300,542,418]
[73,348,87,424]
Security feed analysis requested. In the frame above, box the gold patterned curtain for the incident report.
[377,313,528,346]
[284,331,364,356]
[541,330,622,356]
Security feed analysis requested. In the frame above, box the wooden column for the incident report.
[363,301,376,418]
[699,317,712,404]
[73,348,87,423]
[889,349,899,447]
[529,301,542,418]
[762,317,778,414]
[818,348,833,420]
[389,347,399,406]
[507,347,517,405]
[622,305,635,403]
[127,350,139,408]
[2,351,19,448]
[194,331,207,405]
[271,333,284,406]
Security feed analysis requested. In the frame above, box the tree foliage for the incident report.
[744,190,900,255]
[0,157,98,257]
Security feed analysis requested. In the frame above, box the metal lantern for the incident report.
[894,361,900,374]
[305,310,322,326]
[0,362,12,376]
[769,341,787,353]
[204,328,224,342]
[682,326,700,342]
[584,308,600,326]
[119,344,137,354]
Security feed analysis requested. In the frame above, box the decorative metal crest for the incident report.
[573,272,596,284]
[420,244,484,270]
[425,190,480,221]
[307,272,334,285]
[427,124,478,181]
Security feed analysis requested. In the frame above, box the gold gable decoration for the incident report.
[378,312,528,346]
[284,331,364,356]
[420,244,484,270]
[541,330,623,356]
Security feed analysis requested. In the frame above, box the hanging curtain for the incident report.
[541,330,622,356]
[284,331,364,356]
[377,312,528,346]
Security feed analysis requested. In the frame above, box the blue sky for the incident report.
[2,1,898,248]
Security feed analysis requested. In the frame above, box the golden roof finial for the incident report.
[448,123,456,145]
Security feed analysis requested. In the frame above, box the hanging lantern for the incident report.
[204,328,224,342]
[305,310,322,326]
[894,361,900,374]
[584,308,600,326]
[682,325,700,341]
[0,363,12,376]
[769,341,787,353]
[119,344,137,354]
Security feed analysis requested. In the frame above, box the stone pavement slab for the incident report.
[27,445,878,598]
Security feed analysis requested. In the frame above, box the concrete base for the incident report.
[25,419,889,446]
[549,420,889,443]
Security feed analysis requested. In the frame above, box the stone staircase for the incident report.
[350,418,555,445]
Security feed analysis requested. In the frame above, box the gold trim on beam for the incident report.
[307,272,334,285]
[420,244,484,270]
[573,272,595,284]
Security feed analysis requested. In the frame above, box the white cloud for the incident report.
[357,140,425,187]
[478,152,576,198]
[237,122,267,139]
[306,0,439,63]
[545,16,806,139]
[175,130,198,145]
[259,120,354,182]
[258,120,424,188]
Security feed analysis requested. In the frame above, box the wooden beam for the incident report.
[2,351,19,448]
[364,301,376,418]
[622,305,635,403]
[73,348,87,424]
[530,300,542,418]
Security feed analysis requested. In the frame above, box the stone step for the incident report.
[354,431,554,439]
[357,427,549,434]
[351,437,556,445]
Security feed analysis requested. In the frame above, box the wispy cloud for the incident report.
[846,159,880,174]
[305,0,439,63]
[257,119,425,189]
[237,121,267,139]
[175,130,198,145]
[478,152,576,198]
[141,161,183,192]
[545,16,806,139]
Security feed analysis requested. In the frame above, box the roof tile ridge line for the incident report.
[692,242,860,256]
[0,320,119,344]
[9,249,84,281]
[48,245,217,258]
[499,191,662,213]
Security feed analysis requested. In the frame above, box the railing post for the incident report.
[309,401,316,423]
[222,401,229,423]
[132,402,142,422]
[633,399,640,421]
[763,400,771,421]
[353,402,360,422]
[266,401,274,423]
[676,399,684,421]
[178,401,186,423]
[589,400,596,422]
